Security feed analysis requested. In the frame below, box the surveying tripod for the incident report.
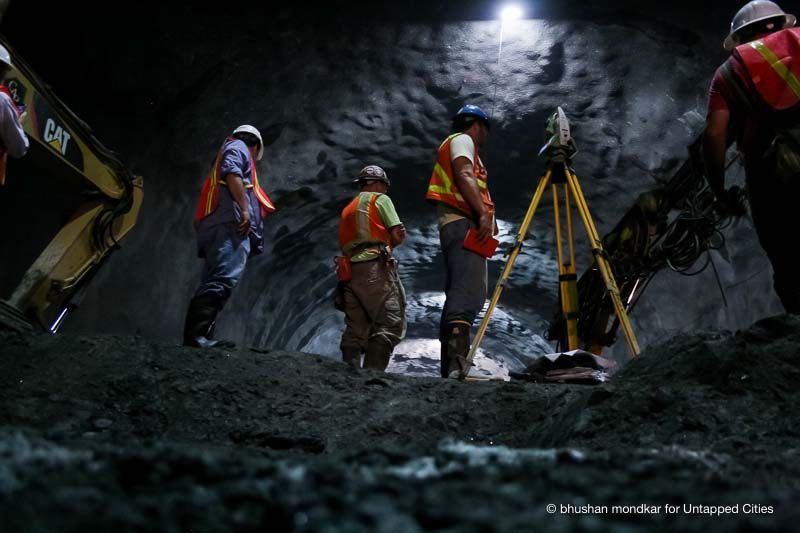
[461,108,640,380]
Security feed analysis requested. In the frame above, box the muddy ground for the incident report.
[1,315,799,532]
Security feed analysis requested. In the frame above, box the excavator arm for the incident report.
[0,34,143,332]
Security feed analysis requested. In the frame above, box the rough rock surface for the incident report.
[2,314,799,531]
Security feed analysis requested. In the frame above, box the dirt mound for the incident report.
[570,315,800,476]
[1,317,800,531]
[0,331,586,457]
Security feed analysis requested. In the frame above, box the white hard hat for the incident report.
[0,44,12,68]
[232,124,263,161]
[724,0,796,50]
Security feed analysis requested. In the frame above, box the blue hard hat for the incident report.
[453,104,490,130]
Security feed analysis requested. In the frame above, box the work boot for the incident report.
[341,347,362,368]
[439,323,448,378]
[193,332,236,349]
[183,294,235,349]
[364,338,393,371]
[442,322,472,379]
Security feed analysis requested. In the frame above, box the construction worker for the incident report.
[426,104,496,378]
[0,44,29,185]
[183,125,276,348]
[338,165,406,371]
[704,0,800,312]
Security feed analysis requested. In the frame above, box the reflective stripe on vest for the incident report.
[737,27,800,110]
[338,192,391,255]
[426,133,493,216]
[203,149,224,218]
[251,159,276,217]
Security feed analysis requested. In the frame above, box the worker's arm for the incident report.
[452,156,493,241]
[374,194,405,247]
[1,96,29,158]
[703,109,730,198]
[390,224,406,247]
[225,173,251,236]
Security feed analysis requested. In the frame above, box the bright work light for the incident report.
[500,5,523,21]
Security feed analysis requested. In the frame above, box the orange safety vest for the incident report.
[193,137,276,223]
[338,192,392,256]
[736,27,800,111]
[426,133,494,217]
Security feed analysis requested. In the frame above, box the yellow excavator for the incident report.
[0,34,143,332]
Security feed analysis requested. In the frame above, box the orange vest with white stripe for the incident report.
[736,27,800,111]
[426,133,494,217]
[193,138,276,223]
[338,192,392,256]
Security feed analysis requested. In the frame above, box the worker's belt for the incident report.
[218,180,254,189]
[348,243,391,261]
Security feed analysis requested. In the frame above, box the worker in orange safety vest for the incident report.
[426,104,497,378]
[183,124,275,348]
[704,0,800,312]
[337,165,406,371]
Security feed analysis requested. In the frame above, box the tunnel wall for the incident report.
[0,1,783,369]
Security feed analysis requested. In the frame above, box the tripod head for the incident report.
[538,107,578,164]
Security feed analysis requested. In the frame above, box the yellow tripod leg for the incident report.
[553,183,579,350]
[564,167,641,357]
[461,169,553,378]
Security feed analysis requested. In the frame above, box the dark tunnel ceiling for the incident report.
[0,0,739,148]
[4,1,736,27]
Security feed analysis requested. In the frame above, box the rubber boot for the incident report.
[183,294,235,349]
[363,338,393,371]
[439,341,448,379]
[204,318,236,349]
[183,294,215,346]
[439,323,448,379]
[341,347,362,368]
[442,322,472,379]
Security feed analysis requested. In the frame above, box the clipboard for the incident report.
[463,227,499,258]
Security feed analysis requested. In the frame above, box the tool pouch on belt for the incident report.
[335,256,352,282]
[767,127,800,182]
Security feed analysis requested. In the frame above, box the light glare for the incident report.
[500,5,523,21]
